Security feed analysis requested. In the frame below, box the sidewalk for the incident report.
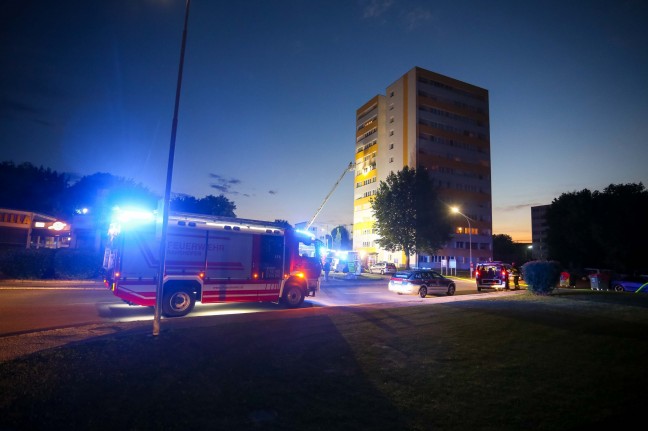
[0,279,105,289]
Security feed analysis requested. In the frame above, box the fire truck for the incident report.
[102,209,322,317]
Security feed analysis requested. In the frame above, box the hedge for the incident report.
[0,248,102,280]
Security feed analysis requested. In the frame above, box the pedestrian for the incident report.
[323,259,331,281]
[511,263,520,290]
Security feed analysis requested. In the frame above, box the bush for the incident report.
[522,260,562,295]
[0,248,102,280]
[53,249,103,279]
[0,248,55,279]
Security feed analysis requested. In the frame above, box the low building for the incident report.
[0,208,71,249]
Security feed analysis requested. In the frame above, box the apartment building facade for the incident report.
[353,67,493,272]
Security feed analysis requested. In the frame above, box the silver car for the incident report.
[369,262,397,275]
[388,270,456,298]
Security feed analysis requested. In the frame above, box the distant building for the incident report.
[353,67,492,271]
[0,208,70,249]
[531,205,550,259]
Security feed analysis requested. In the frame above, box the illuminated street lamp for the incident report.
[451,207,472,278]
[153,0,192,336]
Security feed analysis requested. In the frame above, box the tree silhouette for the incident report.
[0,161,68,217]
[170,194,236,217]
[371,166,452,269]
[546,182,648,273]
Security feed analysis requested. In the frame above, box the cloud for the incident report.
[496,202,545,212]
[403,7,433,30]
[209,173,243,195]
[362,0,394,19]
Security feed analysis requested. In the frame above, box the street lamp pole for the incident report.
[451,207,473,278]
[153,0,191,336]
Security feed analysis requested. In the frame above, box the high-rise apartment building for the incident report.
[353,67,492,272]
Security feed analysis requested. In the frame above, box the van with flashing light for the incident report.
[475,262,510,291]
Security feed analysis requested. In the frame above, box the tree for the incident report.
[493,234,516,262]
[492,234,528,264]
[546,189,599,270]
[371,166,453,269]
[63,173,158,217]
[273,219,292,228]
[546,183,648,273]
[330,225,351,250]
[0,161,68,217]
[170,194,236,217]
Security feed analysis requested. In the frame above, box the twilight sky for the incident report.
[2,0,647,242]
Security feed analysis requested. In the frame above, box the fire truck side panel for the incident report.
[201,230,261,303]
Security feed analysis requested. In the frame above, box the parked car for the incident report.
[567,268,613,290]
[475,262,510,291]
[388,269,456,297]
[369,262,397,275]
[610,274,648,293]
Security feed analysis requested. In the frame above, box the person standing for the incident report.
[323,258,331,281]
[511,263,521,290]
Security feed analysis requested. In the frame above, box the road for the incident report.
[0,276,484,336]
[0,276,524,362]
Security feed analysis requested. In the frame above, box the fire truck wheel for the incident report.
[282,284,305,308]
[162,287,196,317]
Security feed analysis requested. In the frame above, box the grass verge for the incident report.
[1,290,647,430]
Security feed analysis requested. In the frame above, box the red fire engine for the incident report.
[102,209,322,317]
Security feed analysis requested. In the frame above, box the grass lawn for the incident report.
[1,290,647,430]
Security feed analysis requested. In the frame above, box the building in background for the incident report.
[353,67,493,272]
[0,208,70,249]
[530,204,550,260]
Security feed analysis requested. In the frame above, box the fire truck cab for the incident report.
[102,209,322,317]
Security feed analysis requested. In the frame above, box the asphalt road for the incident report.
[0,276,519,362]
[0,276,483,335]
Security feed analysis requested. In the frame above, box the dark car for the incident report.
[475,262,510,291]
[388,269,456,298]
[610,274,648,293]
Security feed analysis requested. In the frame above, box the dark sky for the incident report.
[2,0,647,241]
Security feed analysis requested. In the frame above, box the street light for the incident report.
[451,206,472,278]
[153,0,192,336]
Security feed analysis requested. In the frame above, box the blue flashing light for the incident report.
[113,207,155,222]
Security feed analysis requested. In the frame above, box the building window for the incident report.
[389,157,394,163]
[389,117,394,123]
[389,130,394,136]
[390,91,394,97]
[389,143,394,150]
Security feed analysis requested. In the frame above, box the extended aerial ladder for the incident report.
[305,162,354,229]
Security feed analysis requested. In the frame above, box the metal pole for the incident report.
[467,216,472,279]
[153,0,191,336]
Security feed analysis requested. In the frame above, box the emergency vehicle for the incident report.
[102,209,322,317]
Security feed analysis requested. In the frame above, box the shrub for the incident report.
[0,248,102,280]
[0,248,55,279]
[522,260,562,295]
[53,249,103,279]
